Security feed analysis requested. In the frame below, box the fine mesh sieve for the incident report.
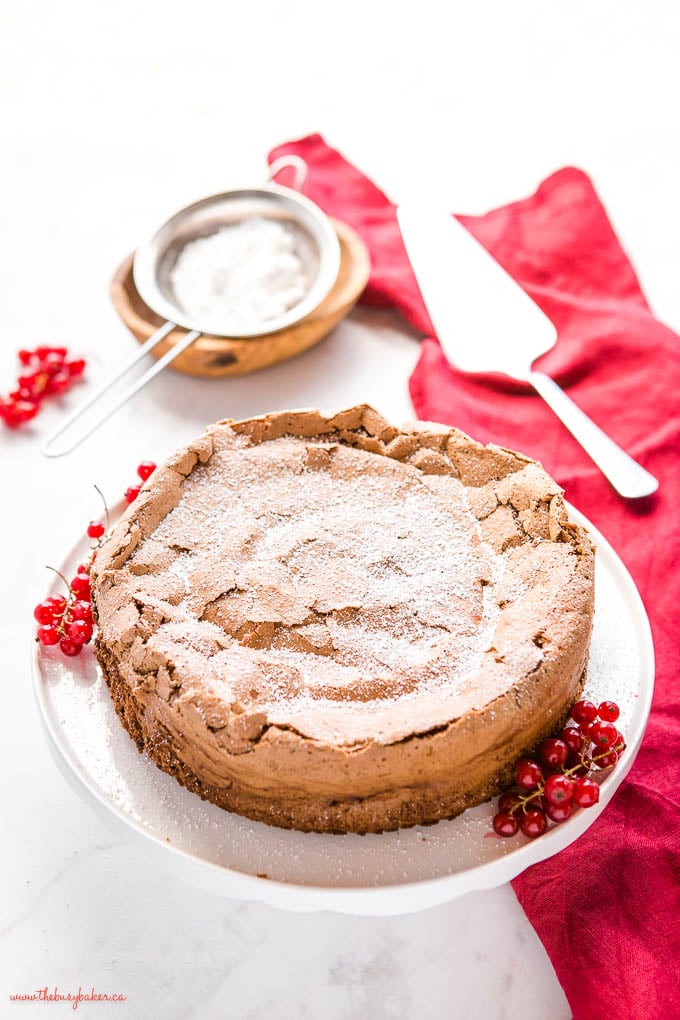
[43,156,341,457]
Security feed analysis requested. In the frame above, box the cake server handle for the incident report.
[42,323,201,458]
[528,370,659,499]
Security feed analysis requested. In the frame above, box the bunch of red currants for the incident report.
[492,699,624,839]
[34,571,94,657]
[1,346,86,428]
[34,461,156,658]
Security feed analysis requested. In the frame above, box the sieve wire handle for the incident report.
[41,323,201,458]
[267,154,308,191]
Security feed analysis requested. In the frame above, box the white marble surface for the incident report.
[2,1,679,1016]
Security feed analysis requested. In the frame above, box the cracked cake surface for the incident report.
[91,405,595,834]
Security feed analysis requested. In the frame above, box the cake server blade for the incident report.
[397,204,658,499]
[398,204,556,377]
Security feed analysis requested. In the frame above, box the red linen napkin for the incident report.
[270,134,680,1019]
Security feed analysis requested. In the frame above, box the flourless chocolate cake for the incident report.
[91,405,594,833]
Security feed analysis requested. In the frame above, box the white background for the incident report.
[2,2,678,1017]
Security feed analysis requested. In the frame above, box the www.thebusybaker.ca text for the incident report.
[9,986,127,1010]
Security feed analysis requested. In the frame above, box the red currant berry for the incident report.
[493,812,520,837]
[45,594,67,615]
[18,370,40,389]
[67,619,92,644]
[595,749,620,769]
[136,460,156,481]
[540,738,569,771]
[37,625,60,646]
[515,759,543,790]
[571,699,598,725]
[498,791,523,814]
[18,348,34,365]
[66,358,86,377]
[87,521,106,540]
[545,801,573,823]
[520,809,547,839]
[598,700,620,723]
[10,385,38,402]
[1,406,20,428]
[544,773,574,806]
[45,370,71,395]
[125,485,141,504]
[8,398,40,423]
[43,350,66,371]
[34,602,56,624]
[60,638,83,657]
[71,574,91,600]
[69,600,93,622]
[0,400,10,420]
[559,726,584,752]
[590,721,618,749]
[572,777,600,808]
[21,399,40,420]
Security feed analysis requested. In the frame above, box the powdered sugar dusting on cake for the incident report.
[129,436,511,742]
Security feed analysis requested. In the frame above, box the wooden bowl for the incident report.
[110,219,370,378]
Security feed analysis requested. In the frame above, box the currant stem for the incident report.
[94,483,110,531]
[518,790,543,812]
[44,564,70,590]
[44,564,76,636]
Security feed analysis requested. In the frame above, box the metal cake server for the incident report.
[397,205,658,500]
